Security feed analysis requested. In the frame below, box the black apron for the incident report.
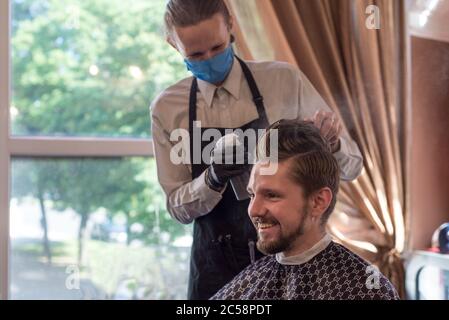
[187,57,269,300]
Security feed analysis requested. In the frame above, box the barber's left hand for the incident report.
[305,111,343,153]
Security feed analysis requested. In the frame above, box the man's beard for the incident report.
[256,206,309,255]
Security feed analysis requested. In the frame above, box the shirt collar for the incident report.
[197,57,242,108]
[275,234,333,266]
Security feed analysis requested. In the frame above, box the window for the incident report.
[1,0,192,300]
[11,0,188,138]
[11,158,191,299]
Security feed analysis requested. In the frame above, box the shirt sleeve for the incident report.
[151,109,226,225]
[297,69,363,181]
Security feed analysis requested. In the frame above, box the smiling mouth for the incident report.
[257,222,278,230]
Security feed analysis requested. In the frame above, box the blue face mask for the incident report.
[184,45,234,84]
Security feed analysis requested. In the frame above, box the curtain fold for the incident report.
[228,0,410,298]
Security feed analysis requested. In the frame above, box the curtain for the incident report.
[228,0,410,298]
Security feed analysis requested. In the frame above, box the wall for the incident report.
[410,36,449,249]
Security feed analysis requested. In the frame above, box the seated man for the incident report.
[212,119,399,300]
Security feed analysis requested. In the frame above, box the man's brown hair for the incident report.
[164,0,232,38]
[258,119,340,226]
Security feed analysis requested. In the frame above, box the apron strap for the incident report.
[189,78,198,165]
[235,56,269,127]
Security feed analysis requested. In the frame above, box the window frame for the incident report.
[0,0,155,300]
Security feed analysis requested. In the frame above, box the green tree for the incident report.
[11,0,190,266]
[12,160,57,264]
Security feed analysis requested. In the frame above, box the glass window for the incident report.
[10,158,192,299]
[11,0,188,138]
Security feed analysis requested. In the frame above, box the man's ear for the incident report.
[228,15,235,32]
[309,187,333,220]
[228,15,235,42]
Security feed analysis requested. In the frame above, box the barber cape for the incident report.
[211,235,399,300]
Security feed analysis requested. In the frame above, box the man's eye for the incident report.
[188,52,203,59]
[266,192,278,199]
[248,193,255,199]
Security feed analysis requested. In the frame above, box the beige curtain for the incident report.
[228,0,410,298]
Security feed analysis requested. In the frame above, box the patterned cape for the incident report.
[211,241,399,300]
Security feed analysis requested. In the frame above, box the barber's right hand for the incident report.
[206,145,250,191]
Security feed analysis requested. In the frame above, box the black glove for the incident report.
[205,146,250,191]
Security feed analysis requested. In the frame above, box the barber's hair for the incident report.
[164,0,232,38]
[258,119,340,225]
